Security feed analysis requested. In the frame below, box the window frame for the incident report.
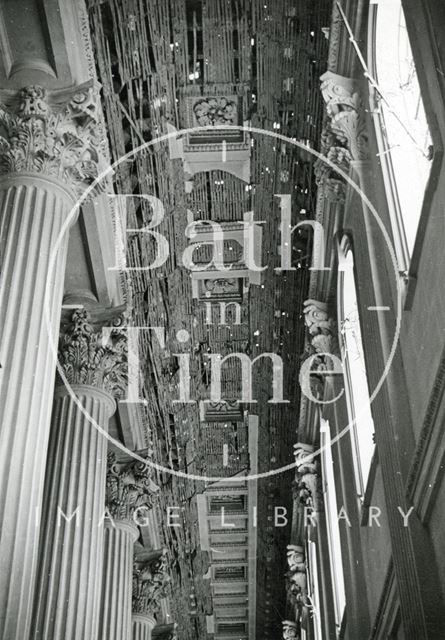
[367,0,432,272]
[337,237,376,499]
[367,0,445,311]
[320,416,346,635]
[367,0,444,308]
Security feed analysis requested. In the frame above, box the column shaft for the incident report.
[0,175,75,640]
[32,385,115,639]
[99,521,138,640]
[132,614,156,640]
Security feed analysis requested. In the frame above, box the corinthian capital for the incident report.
[320,71,369,162]
[58,308,128,398]
[133,549,172,617]
[0,81,104,195]
[106,451,159,522]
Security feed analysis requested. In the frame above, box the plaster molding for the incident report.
[58,308,128,398]
[0,81,105,195]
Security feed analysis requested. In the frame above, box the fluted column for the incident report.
[101,521,139,639]
[98,453,159,640]
[0,83,101,640]
[32,309,127,639]
[132,550,172,640]
[132,614,157,640]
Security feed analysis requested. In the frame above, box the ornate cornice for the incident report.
[132,550,171,617]
[106,451,159,522]
[58,308,128,398]
[0,81,104,195]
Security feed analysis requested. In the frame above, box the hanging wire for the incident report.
[336,1,431,159]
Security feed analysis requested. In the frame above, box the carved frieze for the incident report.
[106,451,159,522]
[0,81,104,194]
[133,549,172,617]
[58,308,128,398]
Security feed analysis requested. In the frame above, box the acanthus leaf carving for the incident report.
[0,81,106,195]
[133,549,172,617]
[106,451,159,522]
[320,71,369,162]
[58,308,128,398]
[330,109,369,163]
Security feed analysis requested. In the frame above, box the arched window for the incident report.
[338,246,375,496]
[368,0,432,263]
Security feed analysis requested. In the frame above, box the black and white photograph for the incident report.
[0,0,444,638]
